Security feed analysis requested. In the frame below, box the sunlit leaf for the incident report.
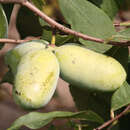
[111,81,130,111]
[88,0,123,19]
[8,110,103,130]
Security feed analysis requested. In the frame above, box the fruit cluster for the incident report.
[5,41,126,109]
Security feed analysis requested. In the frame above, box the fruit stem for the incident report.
[51,28,56,45]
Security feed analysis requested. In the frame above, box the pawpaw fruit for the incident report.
[5,40,50,75]
[13,49,59,109]
[55,44,126,92]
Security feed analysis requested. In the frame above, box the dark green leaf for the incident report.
[69,85,112,121]
[111,81,130,111]
[58,0,116,53]
[0,4,8,49]
[8,111,103,130]
[42,27,52,42]
[56,35,74,46]
[105,46,128,72]
[119,112,130,130]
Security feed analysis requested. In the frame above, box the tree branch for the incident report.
[1,38,130,46]
[0,0,130,46]
[0,38,39,44]
[0,0,26,4]
[94,105,130,130]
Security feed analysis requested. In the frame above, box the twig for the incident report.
[0,0,25,4]
[113,23,120,27]
[1,0,130,46]
[1,38,130,46]
[51,28,56,45]
[0,38,38,44]
[94,105,130,130]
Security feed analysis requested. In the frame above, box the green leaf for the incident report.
[69,85,113,121]
[8,111,103,130]
[105,46,128,72]
[58,0,116,53]
[0,4,8,49]
[100,0,121,19]
[88,0,123,19]
[111,81,130,111]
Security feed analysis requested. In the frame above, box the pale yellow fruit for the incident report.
[5,40,53,75]
[13,40,49,56]
[13,49,59,109]
[55,44,126,92]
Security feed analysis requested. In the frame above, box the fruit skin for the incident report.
[13,49,59,109]
[5,40,50,75]
[55,44,126,92]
